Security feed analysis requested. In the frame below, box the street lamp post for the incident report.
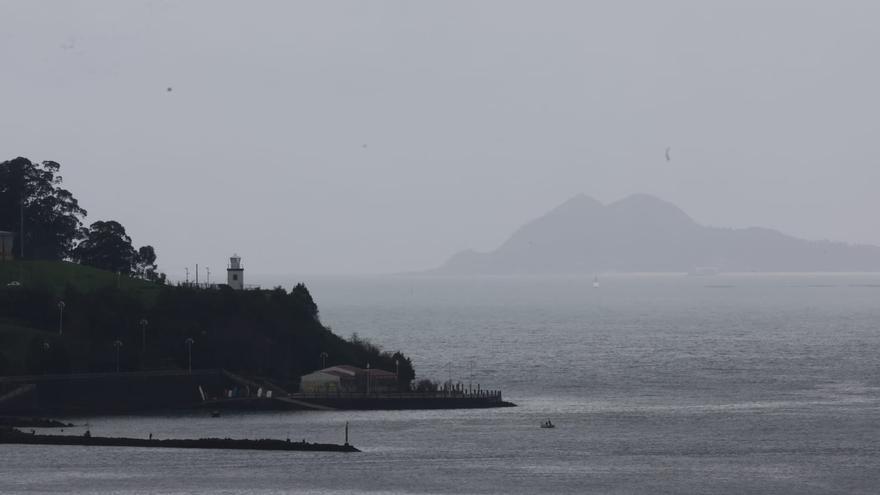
[445,361,452,391]
[320,352,328,369]
[366,363,371,395]
[112,340,123,372]
[57,301,65,335]
[139,318,149,352]
[41,341,50,374]
[185,338,195,373]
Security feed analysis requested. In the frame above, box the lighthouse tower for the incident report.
[227,254,244,290]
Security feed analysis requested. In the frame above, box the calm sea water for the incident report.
[2,274,879,494]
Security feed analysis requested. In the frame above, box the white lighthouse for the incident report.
[227,254,244,290]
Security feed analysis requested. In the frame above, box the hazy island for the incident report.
[435,193,880,275]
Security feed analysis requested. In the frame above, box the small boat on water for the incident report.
[592,275,599,288]
[211,410,221,418]
[688,266,720,276]
[540,420,555,429]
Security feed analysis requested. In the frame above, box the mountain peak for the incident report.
[609,193,683,211]
[607,193,695,225]
[544,193,603,217]
[559,193,603,208]
[436,193,880,274]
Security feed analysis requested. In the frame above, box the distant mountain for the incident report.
[435,194,880,274]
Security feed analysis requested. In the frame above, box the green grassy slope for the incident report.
[0,260,161,303]
[0,261,158,375]
[0,321,46,373]
[0,321,90,375]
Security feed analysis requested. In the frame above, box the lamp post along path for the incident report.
[57,301,65,335]
[185,338,195,373]
[112,340,123,372]
[139,318,148,353]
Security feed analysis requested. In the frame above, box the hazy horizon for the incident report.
[3,1,879,276]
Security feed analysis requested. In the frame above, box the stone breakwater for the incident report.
[0,427,359,452]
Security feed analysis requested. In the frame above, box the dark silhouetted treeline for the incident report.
[0,157,163,281]
[0,281,415,389]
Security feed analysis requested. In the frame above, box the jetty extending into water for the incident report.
[199,390,515,412]
[0,427,359,452]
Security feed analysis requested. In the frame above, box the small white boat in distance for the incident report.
[688,266,720,276]
[593,275,600,288]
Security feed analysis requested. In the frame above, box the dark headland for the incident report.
[0,157,512,417]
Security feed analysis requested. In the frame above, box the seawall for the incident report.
[0,370,227,414]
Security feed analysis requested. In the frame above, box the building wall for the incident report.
[300,372,341,393]
[301,367,399,393]
[227,269,243,290]
[302,380,339,393]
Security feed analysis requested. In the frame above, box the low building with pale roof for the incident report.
[300,365,398,393]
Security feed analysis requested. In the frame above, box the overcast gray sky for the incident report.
[2,1,879,277]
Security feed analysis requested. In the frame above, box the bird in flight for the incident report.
[166,87,173,92]
[665,147,671,162]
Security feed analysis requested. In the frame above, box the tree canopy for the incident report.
[73,220,138,273]
[0,157,87,260]
[135,245,162,281]
[2,156,163,280]
[290,282,319,321]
